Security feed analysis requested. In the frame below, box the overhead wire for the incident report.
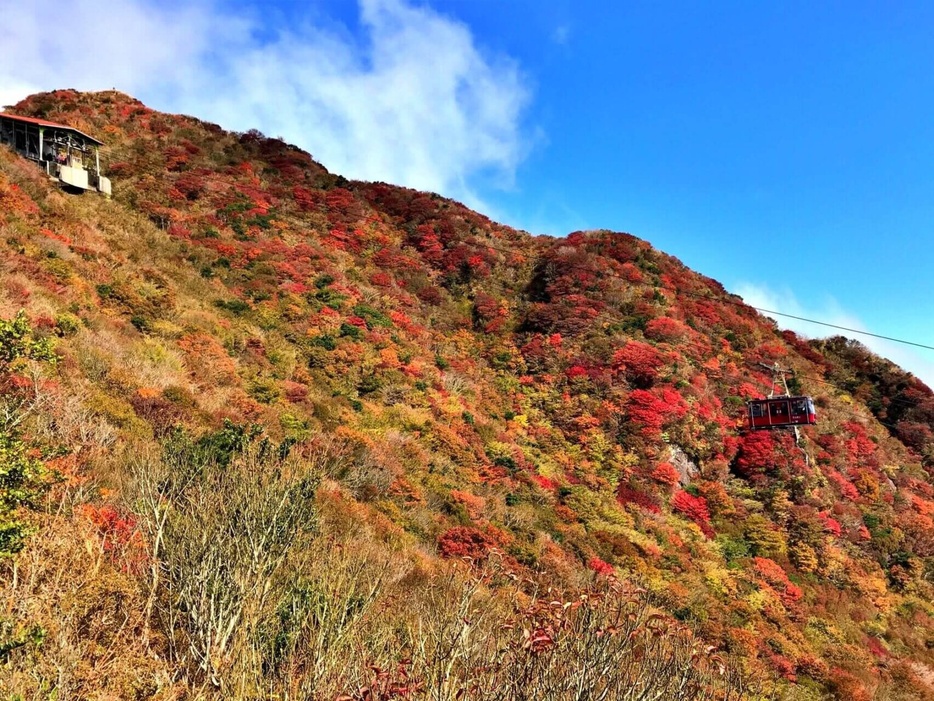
[354,211,934,444]
[462,234,934,352]
[361,213,934,410]
[375,223,929,351]
[688,298,934,353]
[434,231,934,418]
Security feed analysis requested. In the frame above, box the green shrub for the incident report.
[250,378,281,404]
[0,312,57,557]
[0,312,56,371]
[352,303,391,329]
[358,375,382,395]
[339,323,362,339]
[214,298,251,315]
[0,432,48,557]
[311,334,336,351]
[54,312,82,337]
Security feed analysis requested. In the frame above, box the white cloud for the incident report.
[733,281,934,389]
[0,0,532,208]
[0,1,238,105]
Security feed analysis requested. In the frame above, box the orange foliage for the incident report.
[177,333,238,384]
[651,461,680,487]
[0,177,40,217]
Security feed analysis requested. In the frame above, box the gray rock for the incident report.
[669,445,699,486]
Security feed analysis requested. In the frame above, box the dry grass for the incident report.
[0,511,169,700]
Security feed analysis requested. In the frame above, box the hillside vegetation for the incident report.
[1,89,934,700]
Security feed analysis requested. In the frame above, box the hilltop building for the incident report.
[0,112,111,196]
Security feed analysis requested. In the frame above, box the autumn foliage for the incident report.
[0,89,932,700]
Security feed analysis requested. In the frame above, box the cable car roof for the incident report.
[748,395,814,402]
[0,112,104,146]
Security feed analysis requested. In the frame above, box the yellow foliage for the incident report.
[789,541,819,574]
[87,388,151,438]
[149,318,184,338]
[805,617,846,648]
[703,563,738,598]
[741,589,771,615]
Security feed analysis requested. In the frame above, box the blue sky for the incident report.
[2,0,933,384]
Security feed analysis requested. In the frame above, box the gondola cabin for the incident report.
[747,396,816,430]
[0,112,111,196]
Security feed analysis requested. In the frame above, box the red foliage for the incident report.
[437,526,496,561]
[687,300,722,327]
[328,227,363,254]
[626,388,689,439]
[896,421,934,455]
[373,247,421,272]
[671,490,714,537]
[651,461,681,487]
[616,483,661,514]
[0,179,40,217]
[473,293,508,333]
[32,314,56,330]
[174,173,204,200]
[533,475,557,491]
[644,317,689,343]
[389,310,421,335]
[826,668,871,701]
[865,636,887,659]
[283,381,309,403]
[735,431,775,480]
[752,341,787,363]
[818,511,843,537]
[370,271,394,287]
[416,285,443,305]
[293,185,321,212]
[409,224,445,264]
[81,503,146,574]
[754,557,803,607]
[796,654,829,681]
[82,504,137,547]
[619,262,644,283]
[843,421,877,462]
[781,329,829,367]
[826,468,860,501]
[587,556,614,576]
[523,294,605,335]
[325,187,364,227]
[736,382,761,399]
[613,341,664,388]
[768,653,797,682]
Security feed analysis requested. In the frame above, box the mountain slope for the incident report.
[1,89,933,700]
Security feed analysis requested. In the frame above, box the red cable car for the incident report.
[747,396,816,430]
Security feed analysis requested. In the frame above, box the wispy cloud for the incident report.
[733,281,934,389]
[0,0,532,209]
[0,1,239,105]
[552,25,571,46]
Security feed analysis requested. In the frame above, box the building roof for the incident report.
[0,112,104,146]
